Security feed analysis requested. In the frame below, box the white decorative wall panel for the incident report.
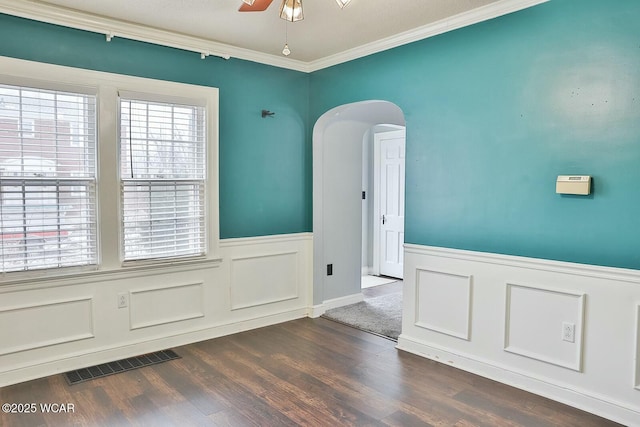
[0,232,311,388]
[0,298,94,355]
[415,268,472,340]
[230,252,298,310]
[130,282,204,330]
[504,283,585,371]
[400,244,640,425]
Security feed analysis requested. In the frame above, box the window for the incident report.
[0,83,97,272]
[0,56,219,280]
[119,96,206,261]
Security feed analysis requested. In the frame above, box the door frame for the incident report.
[312,100,405,307]
[372,127,406,277]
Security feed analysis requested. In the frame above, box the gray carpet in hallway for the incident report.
[322,290,402,340]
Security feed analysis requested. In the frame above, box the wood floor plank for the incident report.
[346,351,499,426]
[152,360,226,417]
[0,317,623,427]
[382,409,436,427]
[207,408,257,427]
[126,394,166,426]
[195,345,382,426]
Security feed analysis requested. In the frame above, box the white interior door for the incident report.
[378,130,405,278]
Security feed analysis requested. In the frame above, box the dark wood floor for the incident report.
[1,318,620,426]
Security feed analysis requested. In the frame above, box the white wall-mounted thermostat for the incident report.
[556,175,591,195]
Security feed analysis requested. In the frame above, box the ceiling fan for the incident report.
[239,0,351,22]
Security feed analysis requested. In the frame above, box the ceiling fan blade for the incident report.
[239,0,274,12]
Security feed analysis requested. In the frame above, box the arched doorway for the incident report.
[312,100,406,310]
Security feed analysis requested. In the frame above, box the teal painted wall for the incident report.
[0,13,312,239]
[2,0,639,270]
[311,0,640,269]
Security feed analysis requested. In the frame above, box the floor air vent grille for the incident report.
[63,349,180,385]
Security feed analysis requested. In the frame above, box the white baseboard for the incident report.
[308,292,364,318]
[1,307,307,387]
[397,335,640,427]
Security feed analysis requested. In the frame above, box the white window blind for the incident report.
[0,84,97,272]
[120,98,206,261]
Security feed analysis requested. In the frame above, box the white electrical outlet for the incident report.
[117,292,128,309]
[562,322,575,343]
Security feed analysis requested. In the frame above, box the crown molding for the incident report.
[307,0,550,72]
[0,0,227,60]
[0,0,311,72]
[0,0,549,74]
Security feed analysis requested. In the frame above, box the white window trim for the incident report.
[0,55,220,284]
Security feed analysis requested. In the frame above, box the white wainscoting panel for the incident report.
[129,282,204,330]
[230,251,298,310]
[414,268,472,340]
[0,297,94,356]
[504,283,584,371]
[399,244,640,426]
[0,233,312,388]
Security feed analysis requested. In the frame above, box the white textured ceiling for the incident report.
[31,0,501,63]
[0,0,551,69]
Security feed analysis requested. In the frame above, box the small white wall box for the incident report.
[556,175,591,195]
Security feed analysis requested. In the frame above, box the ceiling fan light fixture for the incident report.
[279,0,304,22]
[282,43,291,56]
[335,0,351,8]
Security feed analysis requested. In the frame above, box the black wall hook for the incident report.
[261,109,275,118]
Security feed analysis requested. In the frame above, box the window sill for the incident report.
[0,256,223,290]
